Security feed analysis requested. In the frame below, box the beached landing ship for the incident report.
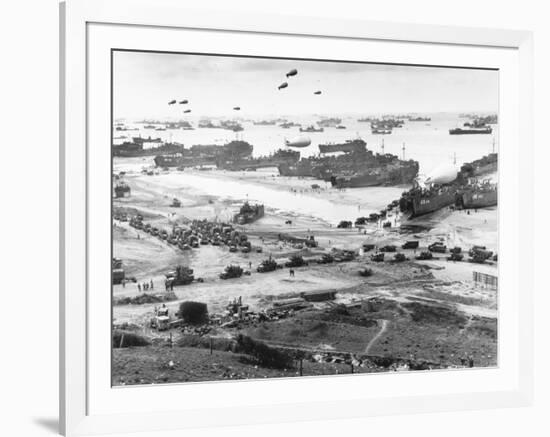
[154,140,253,168]
[279,142,419,187]
[399,154,498,217]
[456,181,498,209]
[330,161,419,188]
[318,138,367,154]
[232,202,265,224]
[113,137,183,157]
[216,149,300,171]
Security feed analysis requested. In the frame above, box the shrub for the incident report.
[113,330,150,348]
[235,334,294,369]
[177,334,234,351]
[178,301,208,324]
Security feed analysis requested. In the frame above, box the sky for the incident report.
[113,51,499,120]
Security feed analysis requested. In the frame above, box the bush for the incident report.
[235,334,294,369]
[113,330,150,348]
[177,334,235,351]
[178,301,208,324]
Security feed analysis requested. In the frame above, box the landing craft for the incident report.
[314,91,322,95]
[424,163,458,186]
[168,100,177,105]
[278,82,288,90]
[183,109,192,113]
[286,69,298,78]
[179,100,188,104]
[285,135,311,148]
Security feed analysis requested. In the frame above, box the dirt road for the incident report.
[365,319,389,354]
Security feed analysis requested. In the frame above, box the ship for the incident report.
[449,126,493,135]
[399,154,498,217]
[317,117,342,127]
[220,120,244,132]
[198,119,219,129]
[371,127,392,135]
[456,182,498,209]
[278,147,419,187]
[217,149,300,171]
[253,120,277,126]
[153,153,216,168]
[232,202,265,224]
[330,161,419,188]
[399,185,458,217]
[409,116,431,122]
[165,121,194,130]
[113,138,182,157]
[457,153,498,180]
[154,140,254,168]
[299,125,324,133]
[318,138,367,154]
[279,122,301,129]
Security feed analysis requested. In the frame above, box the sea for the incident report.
[114,113,498,176]
[113,113,498,223]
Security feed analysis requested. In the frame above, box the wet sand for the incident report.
[113,158,498,330]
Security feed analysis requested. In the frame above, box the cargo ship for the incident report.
[154,140,253,168]
[449,125,493,135]
[399,154,498,217]
[299,125,324,133]
[330,160,419,188]
[113,138,182,157]
[457,153,498,180]
[318,139,367,154]
[278,146,419,187]
[456,182,498,209]
[317,117,342,127]
[279,121,301,129]
[371,127,392,135]
[232,202,265,224]
[399,185,458,217]
[216,149,300,171]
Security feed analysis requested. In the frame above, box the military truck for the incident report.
[428,242,447,253]
[415,251,433,260]
[393,253,407,262]
[285,254,307,268]
[317,253,334,264]
[257,258,278,273]
[166,265,194,286]
[220,265,243,280]
[468,246,493,263]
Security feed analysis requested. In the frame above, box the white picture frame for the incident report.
[60,0,534,435]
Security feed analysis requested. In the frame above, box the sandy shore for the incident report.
[113,159,498,329]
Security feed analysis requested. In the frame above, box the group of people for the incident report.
[137,279,154,293]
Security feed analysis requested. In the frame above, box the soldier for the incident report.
[138,283,141,293]
[150,279,154,290]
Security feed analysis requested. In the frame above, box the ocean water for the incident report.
[114,113,498,223]
[115,113,498,175]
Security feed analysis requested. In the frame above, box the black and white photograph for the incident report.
[111,50,499,386]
